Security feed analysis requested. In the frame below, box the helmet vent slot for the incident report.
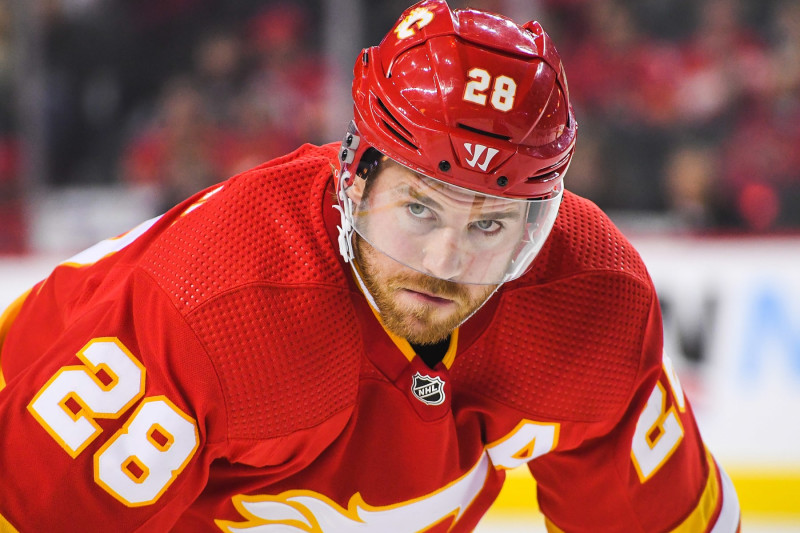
[456,123,511,141]
[526,171,558,182]
[526,153,572,181]
[376,98,418,148]
[382,121,418,149]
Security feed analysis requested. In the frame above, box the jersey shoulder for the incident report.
[137,143,361,442]
[526,190,652,286]
[457,192,659,423]
[139,142,344,310]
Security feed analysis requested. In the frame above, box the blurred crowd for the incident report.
[0,0,799,253]
[544,0,800,232]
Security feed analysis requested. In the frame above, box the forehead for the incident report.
[370,161,523,212]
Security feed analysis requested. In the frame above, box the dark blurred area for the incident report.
[0,0,798,254]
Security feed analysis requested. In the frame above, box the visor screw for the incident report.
[345,134,354,146]
[438,160,451,172]
[497,176,508,187]
[340,148,349,161]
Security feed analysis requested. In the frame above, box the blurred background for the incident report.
[0,0,798,529]
[1,0,799,252]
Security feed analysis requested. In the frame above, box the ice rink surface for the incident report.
[476,518,800,532]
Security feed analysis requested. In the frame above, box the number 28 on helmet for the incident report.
[336,0,577,285]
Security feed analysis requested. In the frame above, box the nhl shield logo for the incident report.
[411,372,446,405]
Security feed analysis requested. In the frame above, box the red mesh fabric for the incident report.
[188,285,360,439]
[454,275,650,422]
[453,192,654,422]
[360,347,387,382]
[143,144,345,310]
[141,144,361,438]
[528,191,652,284]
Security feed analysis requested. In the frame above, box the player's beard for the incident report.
[354,236,497,345]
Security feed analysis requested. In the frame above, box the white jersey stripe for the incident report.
[711,460,741,533]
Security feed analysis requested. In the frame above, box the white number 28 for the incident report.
[28,338,199,506]
[463,68,517,112]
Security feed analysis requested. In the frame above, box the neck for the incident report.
[411,337,452,369]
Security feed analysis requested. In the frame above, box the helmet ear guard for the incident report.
[338,131,359,166]
[336,123,361,188]
[337,119,387,190]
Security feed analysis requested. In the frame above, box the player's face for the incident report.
[348,162,529,284]
[355,236,497,344]
[350,163,509,344]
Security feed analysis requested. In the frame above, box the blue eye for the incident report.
[473,219,502,234]
[408,203,430,218]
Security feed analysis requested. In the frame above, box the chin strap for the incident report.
[333,181,356,264]
[334,124,383,310]
[334,121,362,265]
[333,178,382,311]
[350,259,381,313]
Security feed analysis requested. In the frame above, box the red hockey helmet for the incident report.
[339,0,576,199]
[335,0,576,284]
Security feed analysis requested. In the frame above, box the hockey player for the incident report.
[0,1,740,531]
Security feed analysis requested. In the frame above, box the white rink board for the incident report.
[0,254,65,309]
[630,235,800,470]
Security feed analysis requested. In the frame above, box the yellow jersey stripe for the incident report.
[669,450,720,532]
[537,454,722,533]
[0,512,20,533]
[544,516,565,532]
[0,289,28,348]
[491,458,800,529]
[0,289,30,392]
[359,276,460,368]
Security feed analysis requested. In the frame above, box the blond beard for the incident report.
[354,236,497,345]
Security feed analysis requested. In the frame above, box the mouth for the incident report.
[401,288,456,306]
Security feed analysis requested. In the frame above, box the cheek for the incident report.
[358,237,401,283]
[361,211,420,263]
[463,284,496,306]
[361,209,417,258]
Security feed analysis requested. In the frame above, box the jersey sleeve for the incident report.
[0,264,228,532]
[528,290,741,533]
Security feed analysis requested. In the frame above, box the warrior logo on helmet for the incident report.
[463,143,499,171]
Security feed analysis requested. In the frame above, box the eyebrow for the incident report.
[475,209,523,221]
[404,186,523,221]
[406,186,444,210]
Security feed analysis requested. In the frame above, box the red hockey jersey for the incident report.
[0,143,739,532]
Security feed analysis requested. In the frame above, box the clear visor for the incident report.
[345,162,562,285]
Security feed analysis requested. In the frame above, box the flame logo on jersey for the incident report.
[411,372,445,406]
[215,452,490,532]
[214,420,560,532]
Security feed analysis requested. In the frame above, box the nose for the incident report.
[421,228,465,281]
